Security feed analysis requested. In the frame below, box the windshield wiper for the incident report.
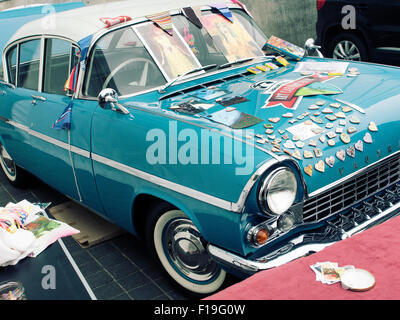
[218,55,271,70]
[218,57,256,70]
[158,64,217,93]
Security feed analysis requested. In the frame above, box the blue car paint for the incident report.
[1,26,400,261]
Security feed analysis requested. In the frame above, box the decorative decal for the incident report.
[262,74,340,110]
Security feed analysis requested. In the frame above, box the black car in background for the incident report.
[316,0,400,65]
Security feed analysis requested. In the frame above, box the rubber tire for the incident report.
[145,202,226,297]
[0,144,29,188]
[327,32,368,62]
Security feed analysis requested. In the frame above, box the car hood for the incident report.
[127,57,400,196]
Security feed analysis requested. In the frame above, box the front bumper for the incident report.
[208,188,400,275]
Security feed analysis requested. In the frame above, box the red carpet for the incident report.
[207,215,400,300]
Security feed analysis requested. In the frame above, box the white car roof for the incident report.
[7,0,233,46]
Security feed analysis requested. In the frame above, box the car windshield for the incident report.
[84,9,267,97]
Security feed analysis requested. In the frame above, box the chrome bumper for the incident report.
[208,201,400,275]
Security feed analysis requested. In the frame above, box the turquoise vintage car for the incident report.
[1,0,400,296]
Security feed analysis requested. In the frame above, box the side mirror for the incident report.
[98,88,130,115]
[304,38,324,58]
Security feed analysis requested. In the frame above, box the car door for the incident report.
[27,37,104,213]
[82,26,167,227]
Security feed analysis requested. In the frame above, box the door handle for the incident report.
[31,95,46,101]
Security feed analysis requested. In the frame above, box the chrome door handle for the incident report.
[31,95,46,101]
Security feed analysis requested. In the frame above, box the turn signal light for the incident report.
[255,228,269,246]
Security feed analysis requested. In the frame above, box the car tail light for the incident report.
[317,0,326,10]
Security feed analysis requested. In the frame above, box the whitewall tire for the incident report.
[149,207,226,296]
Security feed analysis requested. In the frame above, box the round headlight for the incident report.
[258,168,297,215]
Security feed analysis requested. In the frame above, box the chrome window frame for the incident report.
[3,35,79,94]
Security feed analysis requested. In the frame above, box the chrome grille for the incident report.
[303,152,400,223]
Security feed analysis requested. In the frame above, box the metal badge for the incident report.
[315,160,325,173]
[282,112,294,118]
[309,140,317,147]
[346,145,356,158]
[325,156,335,168]
[330,102,341,109]
[325,115,337,121]
[363,132,373,144]
[292,149,302,160]
[304,164,313,177]
[340,133,351,144]
[327,131,337,139]
[296,141,305,149]
[314,148,323,158]
[335,112,346,119]
[269,117,281,123]
[321,108,333,114]
[355,140,364,152]
[336,149,346,162]
[283,140,296,149]
[368,121,378,132]
[349,116,360,124]
[347,126,357,134]
[325,122,334,129]
[342,106,352,113]
[304,150,314,159]
[328,139,336,147]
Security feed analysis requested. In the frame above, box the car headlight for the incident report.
[258,168,297,215]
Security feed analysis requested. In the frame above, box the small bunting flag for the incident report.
[182,7,203,28]
[210,4,233,22]
[52,101,73,130]
[146,11,173,36]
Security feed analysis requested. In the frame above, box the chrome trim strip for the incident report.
[91,153,235,211]
[208,201,400,274]
[309,149,400,198]
[3,118,303,213]
[4,119,90,159]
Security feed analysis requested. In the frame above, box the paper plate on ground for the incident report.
[341,268,376,292]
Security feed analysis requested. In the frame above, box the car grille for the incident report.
[303,152,400,223]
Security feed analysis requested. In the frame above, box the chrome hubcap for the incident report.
[333,40,361,61]
[164,218,220,282]
[0,144,16,177]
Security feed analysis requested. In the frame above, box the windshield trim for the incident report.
[78,6,268,100]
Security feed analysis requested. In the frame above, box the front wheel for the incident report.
[146,203,226,296]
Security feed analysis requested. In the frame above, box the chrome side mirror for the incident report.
[304,38,324,58]
[98,88,130,115]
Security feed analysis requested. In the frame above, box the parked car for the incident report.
[316,0,400,65]
[1,0,400,297]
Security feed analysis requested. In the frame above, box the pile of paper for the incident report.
[0,200,79,267]
[310,262,355,285]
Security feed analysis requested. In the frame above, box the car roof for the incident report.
[0,2,85,53]
[7,0,232,47]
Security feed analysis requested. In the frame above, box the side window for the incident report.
[84,26,166,97]
[6,45,18,85]
[18,39,41,91]
[43,38,78,95]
